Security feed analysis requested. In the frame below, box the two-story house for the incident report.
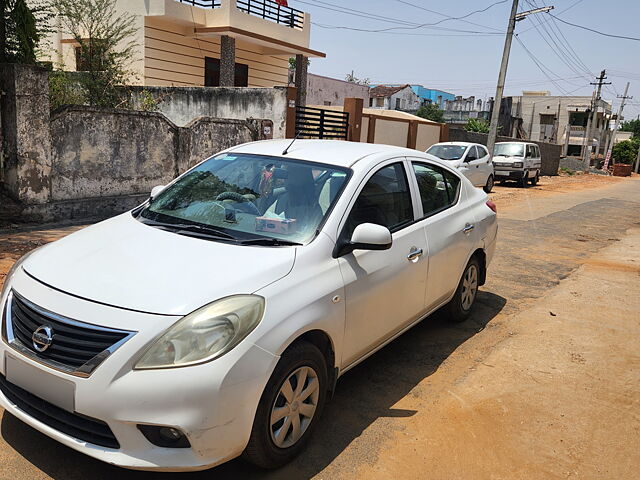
[43,0,325,91]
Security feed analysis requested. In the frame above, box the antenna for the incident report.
[282,131,302,156]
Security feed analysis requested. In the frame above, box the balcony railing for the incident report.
[177,0,221,7]
[177,0,304,29]
[237,0,304,29]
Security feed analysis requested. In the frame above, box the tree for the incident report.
[345,71,370,86]
[52,0,138,107]
[464,118,491,133]
[415,103,444,123]
[620,119,640,138]
[612,138,640,165]
[0,0,50,64]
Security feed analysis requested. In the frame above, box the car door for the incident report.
[409,160,479,310]
[475,145,492,184]
[463,146,481,185]
[338,160,428,368]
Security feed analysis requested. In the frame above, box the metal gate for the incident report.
[295,106,350,140]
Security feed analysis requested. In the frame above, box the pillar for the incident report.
[220,35,236,87]
[294,54,308,106]
[0,64,51,204]
[343,97,363,142]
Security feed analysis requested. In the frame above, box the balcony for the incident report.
[152,0,323,58]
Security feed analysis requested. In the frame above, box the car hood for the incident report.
[492,155,521,163]
[22,214,296,316]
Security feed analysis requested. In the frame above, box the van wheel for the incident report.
[483,175,494,193]
[518,171,528,188]
[243,342,328,469]
[530,171,539,185]
[446,257,480,323]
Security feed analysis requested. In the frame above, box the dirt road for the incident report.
[1,175,639,479]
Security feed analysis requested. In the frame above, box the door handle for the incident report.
[463,223,475,234]
[407,248,423,262]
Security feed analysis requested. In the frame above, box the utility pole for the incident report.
[487,2,554,156]
[582,70,610,164]
[603,82,632,171]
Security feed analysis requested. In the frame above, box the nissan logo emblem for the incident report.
[32,325,54,352]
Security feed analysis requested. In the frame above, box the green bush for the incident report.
[415,103,444,123]
[464,118,491,133]
[612,138,640,165]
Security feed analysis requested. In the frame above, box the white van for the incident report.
[426,142,495,192]
[492,142,542,187]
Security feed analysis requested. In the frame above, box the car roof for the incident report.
[495,141,536,145]
[227,139,428,168]
[431,141,476,147]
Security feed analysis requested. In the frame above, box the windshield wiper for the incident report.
[141,220,237,240]
[238,237,303,247]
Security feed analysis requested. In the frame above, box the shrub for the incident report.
[464,118,491,133]
[612,138,640,165]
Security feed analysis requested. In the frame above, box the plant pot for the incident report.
[611,163,632,177]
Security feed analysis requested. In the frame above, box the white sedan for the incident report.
[426,141,495,193]
[0,140,497,471]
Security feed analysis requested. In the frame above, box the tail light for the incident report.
[486,200,497,213]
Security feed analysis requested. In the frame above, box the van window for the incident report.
[526,145,534,157]
[535,145,540,158]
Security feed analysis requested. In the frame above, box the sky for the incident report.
[299,0,640,119]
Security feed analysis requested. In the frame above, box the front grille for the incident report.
[4,291,134,376]
[0,374,119,448]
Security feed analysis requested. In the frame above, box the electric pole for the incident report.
[487,2,554,156]
[603,82,632,171]
[582,70,610,164]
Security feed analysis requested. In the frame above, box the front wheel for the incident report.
[483,174,494,193]
[530,171,539,185]
[446,257,481,323]
[518,171,529,188]
[243,342,328,469]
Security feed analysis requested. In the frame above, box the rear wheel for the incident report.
[243,342,328,469]
[518,171,529,188]
[530,170,539,185]
[483,175,494,193]
[446,257,481,323]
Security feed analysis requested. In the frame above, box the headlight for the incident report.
[1,247,41,302]
[512,162,523,168]
[135,295,265,369]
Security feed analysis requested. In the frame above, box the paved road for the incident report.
[1,177,639,479]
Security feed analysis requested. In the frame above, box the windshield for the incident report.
[138,153,350,245]
[494,143,524,157]
[426,144,467,161]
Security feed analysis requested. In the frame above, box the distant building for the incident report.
[443,96,491,126]
[368,84,421,111]
[303,73,370,106]
[411,86,455,108]
[505,91,613,156]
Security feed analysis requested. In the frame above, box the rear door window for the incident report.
[412,163,461,217]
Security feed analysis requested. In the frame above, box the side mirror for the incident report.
[333,223,392,258]
[150,185,166,200]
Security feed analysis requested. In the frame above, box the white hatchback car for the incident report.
[426,142,495,193]
[0,140,497,471]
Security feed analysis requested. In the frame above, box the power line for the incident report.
[393,0,503,32]
[549,13,640,41]
[514,35,572,95]
[302,0,509,34]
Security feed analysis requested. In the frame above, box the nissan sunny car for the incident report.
[0,140,497,471]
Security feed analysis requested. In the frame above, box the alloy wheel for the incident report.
[461,264,478,311]
[270,366,320,449]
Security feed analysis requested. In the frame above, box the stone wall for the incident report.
[448,129,561,176]
[0,64,272,225]
[129,86,289,138]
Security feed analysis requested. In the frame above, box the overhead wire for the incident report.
[548,13,640,41]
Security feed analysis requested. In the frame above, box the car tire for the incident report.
[483,175,494,193]
[446,257,481,323]
[243,341,328,469]
[530,171,539,186]
[518,171,528,188]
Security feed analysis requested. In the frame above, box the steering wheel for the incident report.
[215,192,261,215]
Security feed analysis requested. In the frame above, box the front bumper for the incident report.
[493,169,526,179]
[0,270,279,471]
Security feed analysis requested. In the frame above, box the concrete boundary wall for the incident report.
[0,64,273,225]
[448,129,561,176]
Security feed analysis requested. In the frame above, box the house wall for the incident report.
[306,73,370,106]
[388,87,421,111]
[144,17,290,88]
